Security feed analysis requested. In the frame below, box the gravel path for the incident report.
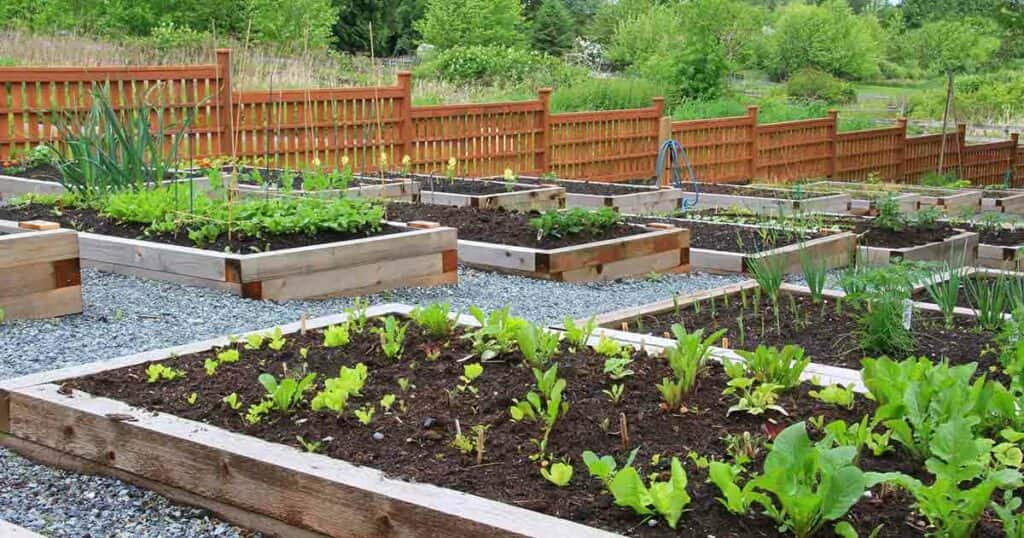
[0,266,743,537]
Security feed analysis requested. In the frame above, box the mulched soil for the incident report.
[615,291,1000,372]
[679,183,838,200]
[0,202,402,253]
[68,317,965,537]
[418,178,535,195]
[230,166,383,190]
[956,224,1024,246]
[629,217,829,253]
[515,177,657,196]
[911,275,1024,310]
[0,163,62,182]
[385,202,645,249]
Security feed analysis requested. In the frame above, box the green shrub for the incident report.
[550,78,665,112]
[909,70,1024,123]
[415,45,579,86]
[417,0,525,50]
[784,69,856,104]
[530,0,575,56]
[764,0,882,80]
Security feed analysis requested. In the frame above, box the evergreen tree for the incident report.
[531,0,575,55]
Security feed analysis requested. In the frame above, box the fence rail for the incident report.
[0,49,1020,186]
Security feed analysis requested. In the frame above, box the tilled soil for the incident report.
[614,291,999,371]
[0,163,62,182]
[957,224,1024,246]
[418,178,534,195]
[69,318,955,537]
[629,217,829,253]
[385,202,645,249]
[857,223,964,249]
[0,202,402,253]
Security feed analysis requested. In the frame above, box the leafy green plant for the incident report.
[809,383,855,409]
[603,356,634,380]
[379,394,396,412]
[266,327,287,351]
[345,298,370,333]
[296,436,323,453]
[993,491,1024,538]
[709,422,887,538]
[562,316,596,351]
[887,419,1023,537]
[821,416,893,461]
[515,322,560,368]
[582,449,638,485]
[245,400,273,424]
[311,363,368,414]
[372,316,409,360]
[509,365,570,459]
[458,363,484,394]
[258,372,317,413]
[322,323,351,348]
[874,195,906,232]
[541,462,574,487]
[146,363,184,383]
[657,325,725,411]
[528,207,622,240]
[409,302,453,338]
[734,344,809,389]
[223,393,243,411]
[244,333,264,350]
[725,378,787,417]
[353,404,375,425]
[603,383,625,405]
[467,305,527,360]
[604,456,691,529]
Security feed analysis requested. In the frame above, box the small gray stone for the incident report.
[372,432,385,441]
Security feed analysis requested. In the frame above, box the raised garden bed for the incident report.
[0,304,968,537]
[370,174,566,211]
[220,166,421,202]
[385,203,689,282]
[674,181,850,216]
[800,181,920,216]
[0,220,81,320]
[955,223,1024,270]
[855,223,978,266]
[0,202,457,300]
[583,281,999,373]
[505,175,685,215]
[0,164,210,201]
[980,188,1024,214]
[629,216,855,274]
[910,267,1023,317]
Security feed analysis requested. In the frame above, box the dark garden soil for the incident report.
[0,162,62,181]
[418,178,535,195]
[857,223,964,249]
[678,182,838,200]
[957,224,1024,246]
[516,177,657,196]
[0,203,403,253]
[911,275,1024,310]
[230,166,384,190]
[982,190,1020,199]
[614,291,1000,372]
[385,202,645,249]
[629,217,829,253]
[68,317,962,537]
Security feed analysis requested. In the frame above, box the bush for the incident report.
[530,0,575,56]
[784,69,856,104]
[550,77,666,112]
[417,0,525,50]
[909,70,1024,122]
[415,45,581,86]
[764,0,882,80]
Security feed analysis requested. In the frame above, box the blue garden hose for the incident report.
[656,139,700,212]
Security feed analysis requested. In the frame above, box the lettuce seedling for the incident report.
[296,435,322,453]
[146,363,184,383]
[311,363,368,414]
[218,349,240,364]
[458,363,484,394]
[372,316,409,360]
[582,449,637,484]
[353,404,375,425]
[724,377,786,417]
[204,358,220,376]
[186,392,198,405]
[245,400,273,424]
[410,302,453,338]
[267,327,286,351]
[322,323,351,348]
[809,383,855,409]
[594,335,625,358]
[710,422,890,538]
[345,297,370,333]
[562,316,596,351]
[244,333,264,350]
[606,457,691,529]
[541,462,574,487]
[735,344,809,389]
[222,392,243,410]
[468,305,528,360]
[515,323,561,368]
[258,372,317,413]
[887,418,1023,537]
[603,357,634,380]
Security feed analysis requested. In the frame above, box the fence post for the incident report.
[1010,132,1020,186]
[652,97,667,182]
[827,109,839,179]
[747,106,759,181]
[657,117,672,186]
[895,117,908,183]
[215,49,234,158]
[396,72,415,168]
[537,88,552,175]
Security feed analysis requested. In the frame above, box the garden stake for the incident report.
[619,412,630,451]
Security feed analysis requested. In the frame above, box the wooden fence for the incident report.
[0,49,1020,186]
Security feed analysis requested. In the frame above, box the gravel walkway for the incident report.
[0,266,743,537]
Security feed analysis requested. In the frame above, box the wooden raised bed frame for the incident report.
[977,240,1024,271]
[0,219,457,301]
[0,173,211,200]
[418,180,566,211]
[857,229,979,267]
[688,224,856,274]
[980,189,1024,214]
[438,221,690,282]
[806,181,981,215]
[497,175,685,215]
[0,305,623,538]
[687,182,850,216]
[0,221,82,320]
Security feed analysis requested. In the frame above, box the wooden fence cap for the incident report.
[408,220,441,229]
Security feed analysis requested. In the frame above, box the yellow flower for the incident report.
[379,152,389,167]
[447,157,457,171]
[341,155,350,166]
[311,158,321,167]
[402,154,412,166]
[503,168,515,181]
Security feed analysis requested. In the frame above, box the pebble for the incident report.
[0,265,744,535]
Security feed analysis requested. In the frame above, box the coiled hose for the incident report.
[656,139,700,212]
